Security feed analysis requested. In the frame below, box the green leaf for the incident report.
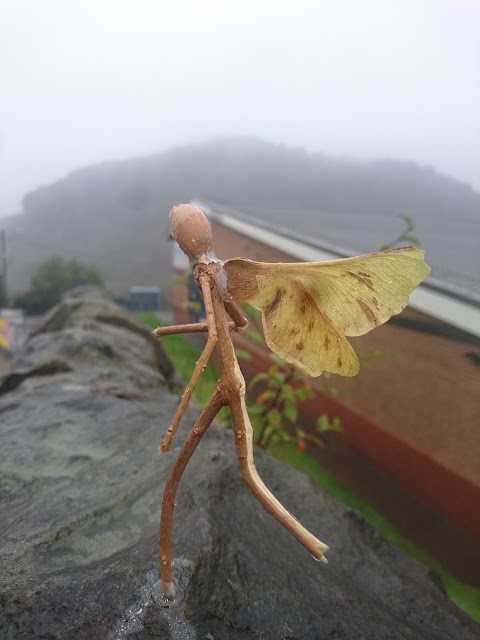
[295,387,315,401]
[250,414,264,431]
[268,363,280,375]
[235,348,252,362]
[283,399,298,423]
[403,234,421,247]
[266,408,282,429]
[331,417,342,431]
[248,372,269,390]
[398,213,414,230]
[316,414,342,432]
[248,403,267,416]
[280,385,296,402]
[316,414,330,432]
[270,371,286,386]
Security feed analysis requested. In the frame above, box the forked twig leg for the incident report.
[159,386,226,594]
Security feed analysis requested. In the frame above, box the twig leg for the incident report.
[230,395,329,562]
[159,332,217,452]
[159,387,226,594]
[209,281,329,562]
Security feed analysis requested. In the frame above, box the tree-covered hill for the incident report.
[5,137,479,300]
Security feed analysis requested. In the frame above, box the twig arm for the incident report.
[153,321,237,338]
[153,322,209,337]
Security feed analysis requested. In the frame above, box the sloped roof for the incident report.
[193,199,480,338]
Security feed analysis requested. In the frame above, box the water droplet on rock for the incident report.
[311,553,328,564]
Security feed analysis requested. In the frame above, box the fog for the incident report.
[1,0,479,217]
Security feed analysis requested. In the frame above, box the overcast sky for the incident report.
[1,0,479,217]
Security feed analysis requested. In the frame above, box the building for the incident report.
[129,286,162,312]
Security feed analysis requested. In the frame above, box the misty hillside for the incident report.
[5,138,480,300]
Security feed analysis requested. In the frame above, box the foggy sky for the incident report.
[1,0,479,217]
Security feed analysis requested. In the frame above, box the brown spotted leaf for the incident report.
[256,275,359,376]
[223,247,430,377]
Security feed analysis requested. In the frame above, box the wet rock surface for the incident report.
[0,292,478,639]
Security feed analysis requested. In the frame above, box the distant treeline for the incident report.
[6,137,480,298]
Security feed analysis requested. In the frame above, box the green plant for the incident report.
[241,352,341,451]
[378,213,422,251]
[14,256,104,314]
[236,304,343,451]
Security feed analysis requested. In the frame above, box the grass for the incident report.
[138,312,219,408]
[140,311,480,623]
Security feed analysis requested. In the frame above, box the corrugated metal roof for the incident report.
[193,199,480,338]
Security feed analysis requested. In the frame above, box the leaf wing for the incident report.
[299,247,430,336]
[255,274,360,376]
[223,247,430,376]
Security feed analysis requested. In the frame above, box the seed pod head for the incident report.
[169,204,213,259]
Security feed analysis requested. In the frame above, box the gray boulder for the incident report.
[0,294,477,639]
[1,290,173,396]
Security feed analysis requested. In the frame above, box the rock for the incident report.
[1,290,174,397]
[0,293,478,639]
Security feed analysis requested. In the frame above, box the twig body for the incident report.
[155,202,430,595]
[157,257,328,594]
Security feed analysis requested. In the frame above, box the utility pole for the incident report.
[0,229,7,308]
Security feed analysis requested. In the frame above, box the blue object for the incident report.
[129,286,161,312]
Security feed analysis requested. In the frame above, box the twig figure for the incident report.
[154,204,430,594]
